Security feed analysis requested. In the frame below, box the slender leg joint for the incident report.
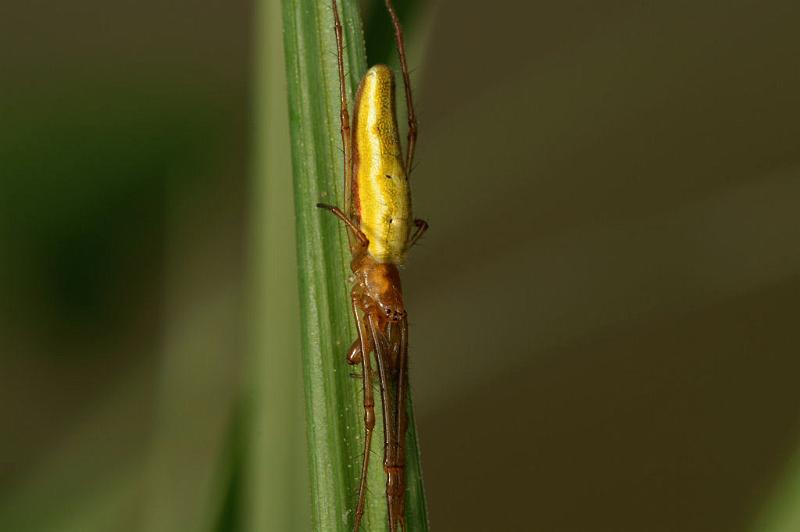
[408,218,429,248]
[316,203,369,246]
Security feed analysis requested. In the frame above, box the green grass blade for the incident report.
[281,0,429,530]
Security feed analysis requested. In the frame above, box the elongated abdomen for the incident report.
[352,65,411,264]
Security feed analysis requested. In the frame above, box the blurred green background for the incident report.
[2,1,800,531]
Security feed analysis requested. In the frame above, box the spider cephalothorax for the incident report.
[351,251,406,322]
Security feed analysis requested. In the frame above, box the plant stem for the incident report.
[281,0,429,529]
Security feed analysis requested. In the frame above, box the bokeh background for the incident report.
[3,1,800,531]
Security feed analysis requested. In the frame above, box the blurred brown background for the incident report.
[2,1,800,531]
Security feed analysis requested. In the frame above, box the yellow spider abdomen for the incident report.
[352,65,411,264]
